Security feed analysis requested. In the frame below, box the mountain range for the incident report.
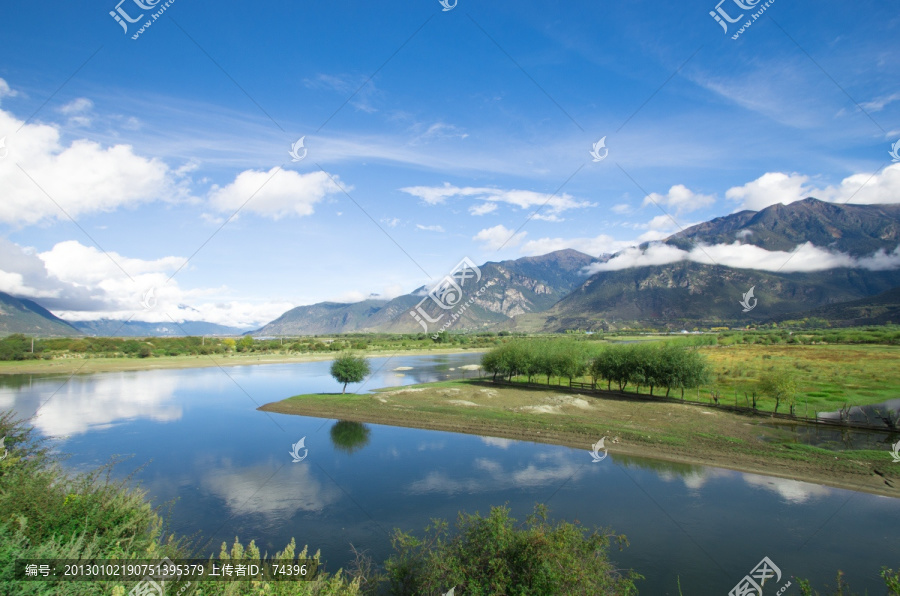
[0,292,80,336]
[0,293,245,338]
[71,319,247,337]
[534,198,900,331]
[254,249,600,335]
[3,198,900,336]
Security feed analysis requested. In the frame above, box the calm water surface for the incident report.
[2,353,898,595]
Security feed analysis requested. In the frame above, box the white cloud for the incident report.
[0,238,115,309]
[585,241,900,274]
[32,373,182,437]
[857,245,900,270]
[0,78,18,102]
[58,98,93,115]
[57,98,94,126]
[586,243,689,273]
[0,238,290,328]
[480,437,514,449]
[41,240,183,286]
[400,183,593,217]
[208,168,344,219]
[330,284,404,304]
[628,214,694,244]
[203,461,342,517]
[700,242,857,271]
[611,203,632,214]
[381,217,401,227]
[725,172,815,211]
[530,213,564,222]
[657,467,734,491]
[860,92,900,112]
[520,234,631,257]
[416,224,445,232]
[469,202,498,216]
[818,164,900,206]
[410,122,469,144]
[474,225,525,250]
[478,188,593,213]
[726,165,900,211]
[401,182,474,205]
[742,473,830,504]
[407,453,594,495]
[645,214,679,231]
[642,184,715,215]
[0,108,182,225]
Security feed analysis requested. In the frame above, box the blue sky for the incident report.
[0,0,898,327]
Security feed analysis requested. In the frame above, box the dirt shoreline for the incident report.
[0,348,484,375]
[260,380,900,499]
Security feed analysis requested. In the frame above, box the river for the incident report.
[1,352,897,594]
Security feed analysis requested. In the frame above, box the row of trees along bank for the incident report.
[481,340,710,398]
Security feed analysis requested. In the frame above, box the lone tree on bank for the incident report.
[330,354,371,393]
[759,369,798,415]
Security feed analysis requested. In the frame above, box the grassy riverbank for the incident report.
[260,378,900,498]
[699,343,900,414]
[0,347,483,376]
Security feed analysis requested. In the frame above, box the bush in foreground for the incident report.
[795,570,900,595]
[0,411,361,596]
[384,503,641,595]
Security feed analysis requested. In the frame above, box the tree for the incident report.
[672,347,709,399]
[0,334,33,361]
[555,341,590,384]
[481,349,502,381]
[330,354,371,393]
[632,344,659,395]
[759,369,798,415]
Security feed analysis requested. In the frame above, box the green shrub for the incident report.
[796,569,899,595]
[0,412,361,595]
[385,504,640,595]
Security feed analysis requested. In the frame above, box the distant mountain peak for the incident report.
[0,291,80,337]
[668,199,900,257]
